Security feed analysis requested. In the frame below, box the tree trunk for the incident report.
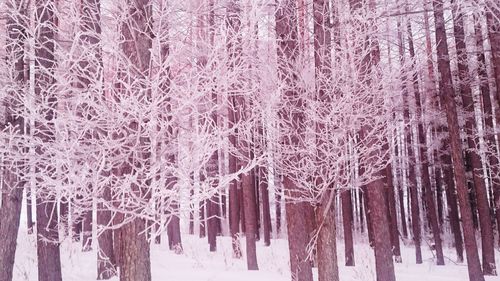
[485,2,500,243]
[432,1,485,280]
[366,176,396,281]
[260,164,272,246]
[0,1,27,279]
[474,14,500,245]
[118,1,153,280]
[451,3,496,274]
[275,0,313,279]
[341,189,355,266]
[119,218,151,281]
[34,1,63,280]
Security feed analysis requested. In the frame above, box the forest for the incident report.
[0,0,500,281]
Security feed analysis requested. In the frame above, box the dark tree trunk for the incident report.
[242,170,259,270]
[199,198,206,238]
[432,1,485,280]
[34,1,62,280]
[475,15,500,245]
[275,175,282,236]
[0,1,27,279]
[313,0,339,279]
[451,3,496,274]
[260,165,272,246]
[275,0,313,280]
[119,218,151,281]
[0,182,24,281]
[341,190,355,266]
[385,165,401,263]
[366,175,396,281]
[26,184,34,234]
[118,1,153,280]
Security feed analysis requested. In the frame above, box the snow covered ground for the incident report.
[12,226,500,281]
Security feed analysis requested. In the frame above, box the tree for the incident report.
[116,1,153,280]
[451,1,496,274]
[432,1,485,280]
[275,0,313,280]
[0,1,27,280]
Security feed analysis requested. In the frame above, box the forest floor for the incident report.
[12,224,500,281]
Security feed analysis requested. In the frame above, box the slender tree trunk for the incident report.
[432,1,485,280]
[341,189,355,266]
[475,15,500,245]
[34,1,62,280]
[313,0,339,279]
[485,2,500,241]
[0,2,27,279]
[451,3,496,274]
[260,164,272,246]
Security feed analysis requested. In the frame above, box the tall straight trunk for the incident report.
[0,1,27,279]
[432,1,485,280]
[118,1,153,280]
[422,0,464,262]
[242,170,259,270]
[275,1,313,280]
[396,13,422,265]
[259,164,272,246]
[366,175,396,281]
[341,190,355,266]
[167,202,182,253]
[405,7,445,265]
[451,3,496,274]
[486,0,500,111]
[475,15,500,243]
[485,0,500,237]
[313,0,339,280]
[26,184,34,234]
[385,166,401,262]
[275,174,282,236]
[34,1,62,280]
[226,0,243,257]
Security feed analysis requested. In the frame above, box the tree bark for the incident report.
[341,189,355,266]
[432,1,485,280]
[0,1,27,279]
[451,3,496,274]
[275,1,313,280]
[34,1,63,280]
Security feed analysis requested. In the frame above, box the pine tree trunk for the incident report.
[0,1,27,279]
[34,1,62,280]
[367,175,396,281]
[475,15,500,245]
[385,165,401,263]
[451,3,496,274]
[341,190,355,266]
[432,1,485,280]
[119,218,151,281]
[260,164,272,246]
[117,1,153,280]
[242,170,259,270]
[275,0,313,280]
